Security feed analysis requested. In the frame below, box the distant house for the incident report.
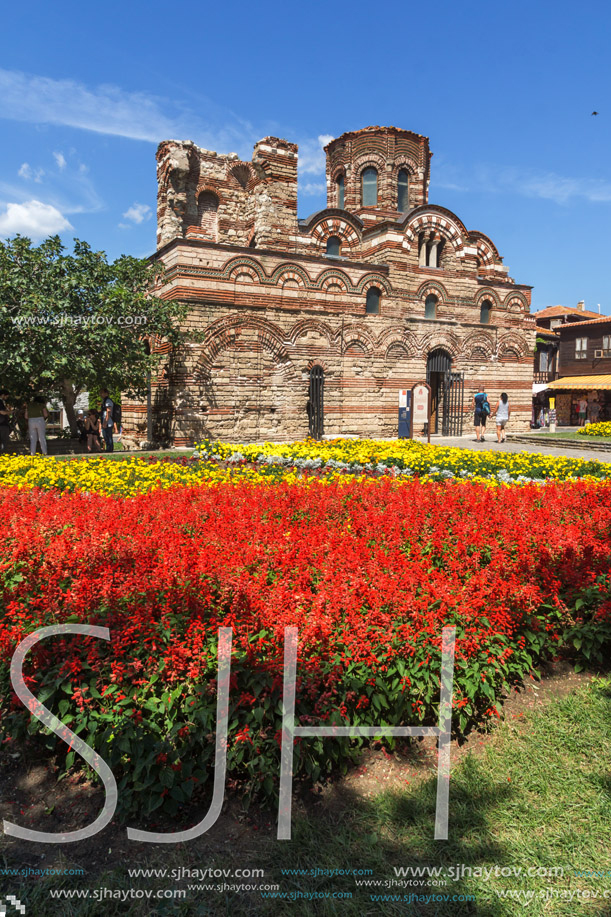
[531,303,608,425]
[530,303,610,425]
[547,315,611,424]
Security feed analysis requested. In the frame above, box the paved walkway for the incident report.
[429,433,611,463]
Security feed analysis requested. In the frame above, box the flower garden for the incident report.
[578,420,611,437]
[1,439,610,821]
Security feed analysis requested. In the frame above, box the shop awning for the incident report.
[532,383,549,394]
[546,374,611,391]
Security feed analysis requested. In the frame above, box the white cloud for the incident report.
[298,134,334,175]
[0,67,257,153]
[122,202,152,225]
[18,162,44,183]
[0,68,183,142]
[512,171,611,204]
[434,160,611,205]
[300,182,326,196]
[0,200,72,239]
[53,151,67,170]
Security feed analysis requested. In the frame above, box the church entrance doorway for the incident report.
[307,365,324,440]
[426,349,464,436]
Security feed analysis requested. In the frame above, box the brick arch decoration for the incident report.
[288,318,335,347]
[393,156,419,177]
[468,232,502,270]
[344,340,369,356]
[416,280,449,303]
[353,152,388,176]
[229,163,253,189]
[306,359,330,372]
[310,217,361,254]
[404,213,466,257]
[223,256,266,283]
[504,291,529,313]
[195,182,224,204]
[384,341,413,362]
[339,322,377,356]
[463,331,496,360]
[417,330,462,359]
[379,329,419,360]
[194,314,291,382]
[314,268,352,293]
[269,263,311,288]
[498,332,530,360]
[230,265,260,284]
[498,345,521,362]
[279,271,308,290]
[475,288,501,308]
[356,273,392,296]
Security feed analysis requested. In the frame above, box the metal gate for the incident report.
[308,365,324,440]
[441,370,465,436]
[426,350,464,436]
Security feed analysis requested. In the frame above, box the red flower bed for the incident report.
[0,479,610,817]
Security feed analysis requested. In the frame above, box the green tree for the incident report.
[0,235,187,433]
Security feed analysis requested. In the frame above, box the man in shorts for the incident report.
[578,396,588,427]
[473,386,489,442]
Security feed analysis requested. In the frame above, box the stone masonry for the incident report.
[124,126,535,445]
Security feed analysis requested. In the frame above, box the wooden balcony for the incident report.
[533,371,559,384]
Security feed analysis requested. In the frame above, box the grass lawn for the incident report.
[510,430,611,443]
[51,449,193,461]
[2,676,609,916]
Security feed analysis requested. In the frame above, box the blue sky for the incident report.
[0,0,609,313]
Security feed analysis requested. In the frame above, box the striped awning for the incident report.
[546,374,611,391]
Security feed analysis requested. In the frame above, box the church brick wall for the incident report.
[124,126,535,446]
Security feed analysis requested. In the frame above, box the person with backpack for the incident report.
[100,388,115,453]
[473,385,490,442]
[495,393,511,443]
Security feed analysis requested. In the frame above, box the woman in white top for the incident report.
[495,393,510,443]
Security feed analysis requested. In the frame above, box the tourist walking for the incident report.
[100,388,114,453]
[473,386,490,442]
[0,390,11,453]
[495,393,510,443]
[588,399,600,424]
[25,396,48,456]
[578,396,588,427]
[85,410,101,452]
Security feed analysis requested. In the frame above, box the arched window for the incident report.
[336,174,345,209]
[366,287,380,314]
[198,191,219,240]
[480,300,492,324]
[397,169,409,212]
[326,236,341,257]
[425,294,438,319]
[361,168,378,206]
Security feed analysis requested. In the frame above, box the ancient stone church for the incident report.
[126,126,535,445]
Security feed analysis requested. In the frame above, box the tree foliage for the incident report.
[0,235,187,431]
